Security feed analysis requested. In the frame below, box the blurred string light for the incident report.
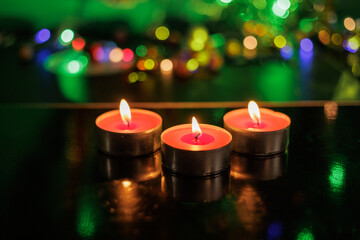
[160,59,173,72]
[122,48,134,62]
[280,45,293,60]
[136,45,147,57]
[318,30,330,45]
[60,29,74,44]
[272,0,291,18]
[344,17,356,31]
[297,227,314,240]
[144,59,155,70]
[35,28,51,44]
[331,33,342,46]
[155,26,170,40]
[274,35,286,48]
[109,47,123,63]
[243,36,257,50]
[186,58,199,72]
[72,37,86,51]
[300,38,313,53]
[226,39,241,57]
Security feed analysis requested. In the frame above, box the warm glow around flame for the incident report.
[248,101,261,125]
[192,117,202,138]
[120,99,131,125]
[122,180,132,188]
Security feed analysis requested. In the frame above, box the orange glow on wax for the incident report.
[248,101,261,125]
[122,180,132,188]
[120,99,131,126]
[192,117,202,139]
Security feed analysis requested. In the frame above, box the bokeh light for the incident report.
[137,60,146,71]
[196,51,210,65]
[280,45,293,60]
[272,3,287,17]
[227,39,241,57]
[128,72,139,83]
[253,0,267,10]
[344,17,356,31]
[60,29,74,44]
[92,46,105,62]
[192,27,208,42]
[190,39,205,51]
[243,36,258,50]
[136,45,147,57]
[155,26,170,40]
[160,59,173,72]
[109,47,123,63]
[122,48,134,62]
[35,29,51,44]
[186,58,199,72]
[300,38,313,53]
[318,30,331,45]
[72,38,86,51]
[274,35,286,48]
[67,60,81,74]
[277,0,291,10]
[144,59,155,70]
[331,33,342,46]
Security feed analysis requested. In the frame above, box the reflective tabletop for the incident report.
[0,104,359,239]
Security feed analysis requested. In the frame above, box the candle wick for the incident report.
[194,132,201,139]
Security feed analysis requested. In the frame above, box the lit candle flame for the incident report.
[248,100,261,125]
[192,117,202,139]
[120,99,131,127]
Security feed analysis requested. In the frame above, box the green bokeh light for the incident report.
[60,29,74,44]
[299,19,314,33]
[136,45,148,57]
[329,161,345,192]
[297,227,314,240]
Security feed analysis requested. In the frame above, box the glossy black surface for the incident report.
[0,105,360,239]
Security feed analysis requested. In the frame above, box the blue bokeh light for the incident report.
[280,45,293,60]
[300,38,313,53]
[35,29,51,44]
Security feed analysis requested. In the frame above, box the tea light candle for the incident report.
[161,117,232,176]
[223,101,290,155]
[96,99,162,156]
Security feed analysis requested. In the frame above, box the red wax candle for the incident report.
[223,101,291,155]
[96,100,162,156]
[161,117,232,176]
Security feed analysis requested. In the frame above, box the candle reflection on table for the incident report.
[161,167,230,203]
[230,152,287,181]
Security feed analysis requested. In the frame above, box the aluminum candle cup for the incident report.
[96,109,162,156]
[161,167,230,202]
[98,150,162,181]
[223,107,290,156]
[230,152,287,180]
[161,122,232,176]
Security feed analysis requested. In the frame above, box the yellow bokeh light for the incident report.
[196,51,210,65]
[254,24,267,37]
[192,27,208,42]
[226,39,241,57]
[144,59,155,70]
[331,33,342,46]
[244,21,255,34]
[186,58,199,72]
[155,26,170,40]
[160,59,173,72]
[344,17,356,31]
[243,36,258,50]
[274,35,286,48]
[318,30,330,45]
[128,72,139,83]
[190,39,205,51]
[109,47,123,63]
